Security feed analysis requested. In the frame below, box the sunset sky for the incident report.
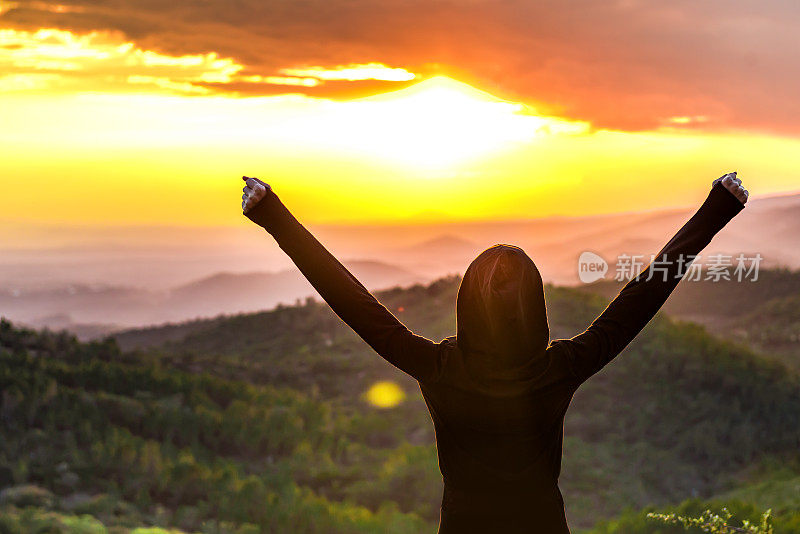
[2,0,800,230]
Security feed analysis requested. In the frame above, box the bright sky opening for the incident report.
[2,17,800,229]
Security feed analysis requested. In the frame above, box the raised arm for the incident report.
[240,176,445,383]
[561,173,748,383]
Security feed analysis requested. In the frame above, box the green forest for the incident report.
[2,272,800,533]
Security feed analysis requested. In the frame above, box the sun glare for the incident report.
[268,76,590,169]
[0,27,590,170]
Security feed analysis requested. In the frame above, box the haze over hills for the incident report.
[1,189,798,336]
[0,260,424,337]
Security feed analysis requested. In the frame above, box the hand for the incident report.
[712,171,748,205]
[241,175,270,213]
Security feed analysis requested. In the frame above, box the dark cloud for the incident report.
[3,0,800,135]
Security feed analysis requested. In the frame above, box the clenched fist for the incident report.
[712,172,748,204]
[241,175,271,213]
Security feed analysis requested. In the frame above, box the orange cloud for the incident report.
[2,0,800,135]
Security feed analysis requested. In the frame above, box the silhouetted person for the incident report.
[241,173,748,533]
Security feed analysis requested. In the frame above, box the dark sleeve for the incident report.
[244,188,446,383]
[562,182,745,383]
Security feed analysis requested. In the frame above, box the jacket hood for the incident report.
[456,244,550,380]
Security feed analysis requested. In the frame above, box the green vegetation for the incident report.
[3,272,800,532]
[728,295,800,368]
[582,267,800,370]
[584,267,800,322]
[589,499,800,533]
[647,507,773,534]
[0,318,433,533]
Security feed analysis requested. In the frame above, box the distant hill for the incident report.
[2,189,798,329]
[374,190,800,286]
[392,235,482,276]
[399,234,478,255]
[0,260,426,336]
[166,260,423,322]
[580,267,800,369]
[727,294,800,370]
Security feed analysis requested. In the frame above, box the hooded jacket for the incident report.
[245,182,745,533]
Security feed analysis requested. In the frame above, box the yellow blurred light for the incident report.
[364,381,406,409]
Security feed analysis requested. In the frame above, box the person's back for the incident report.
[421,368,574,532]
[241,172,749,533]
[419,245,575,531]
